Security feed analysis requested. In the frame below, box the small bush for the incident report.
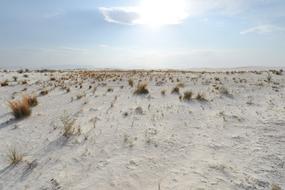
[61,112,76,137]
[40,90,48,96]
[1,80,9,87]
[23,95,38,107]
[171,86,180,94]
[134,83,149,95]
[128,79,134,87]
[196,93,207,101]
[272,184,281,190]
[219,86,231,96]
[7,148,23,165]
[8,97,31,119]
[161,90,166,96]
[176,83,185,88]
[183,91,193,101]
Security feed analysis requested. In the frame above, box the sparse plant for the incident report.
[266,72,272,83]
[134,83,149,95]
[171,86,180,94]
[272,184,281,190]
[61,112,76,137]
[107,88,113,92]
[23,95,38,107]
[183,91,193,101]
[219,86,232,97]
[7,148,23,165]
[123,134,135,148]
[76,93,85,100]
[8,97,31,119]
[40,90,48,96]
[1,80,9,87]
[128,79,134,87]
[196,93,207,101]
[176,82,184,88]
[161,89,166,96]
[21,80,27,85]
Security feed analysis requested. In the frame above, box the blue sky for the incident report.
[0,0,285,69]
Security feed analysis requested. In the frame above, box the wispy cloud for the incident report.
[240,24,285,35]
[43,9,65,19]
[99,7,140,25]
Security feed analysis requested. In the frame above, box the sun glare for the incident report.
[136,0,188,27]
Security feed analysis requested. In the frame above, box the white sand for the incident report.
[0,69,284,190]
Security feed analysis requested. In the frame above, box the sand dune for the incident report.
[0,69,284,190]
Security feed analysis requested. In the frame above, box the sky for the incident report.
[0,0,285,69]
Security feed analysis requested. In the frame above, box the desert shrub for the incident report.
[8,97,31,119]
[183,91,193,101]
[61,112,76,137]
[196,93,207,101]
[21,80,27,85]
[128,79,134,87]
[7,148,23,165]
[1,80,9,87]
[161,89,166,96]
[13,76,18,82]
[40,90,48,96]
[219,86,231,97]
[23,95,38,107]
[272,184,281,190]
[171,86,180,94]
[176,83,185,88]
[134,83,149,95]
[107,88,113,92]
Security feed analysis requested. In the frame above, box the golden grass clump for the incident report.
[7,148,23,165]
[8,97,31,119]
[183,91,193,101]
[23,95,38,107]
[134,83,149,95]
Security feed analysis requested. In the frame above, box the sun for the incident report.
[136,0,188,27]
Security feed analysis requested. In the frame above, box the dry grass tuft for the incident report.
[1,80,9,87]
[176,82,185,88]
[61,112,76,138]
[23,95,38,107]
[128,79,134,87]
[272,184,281,190]
[183,91,193,101]
[134,83,149,95]
[7,148,23,165]
[196,93,207,101]
[8,97,31,119]
[171,86,180,94]
[40,90,48,96]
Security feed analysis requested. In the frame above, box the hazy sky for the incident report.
[0,0,285,69]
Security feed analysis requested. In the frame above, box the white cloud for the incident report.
[99,0,256,26]
[240,24,285,35]
[99,7,140,25]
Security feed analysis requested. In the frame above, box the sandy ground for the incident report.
[0,69,284,190]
